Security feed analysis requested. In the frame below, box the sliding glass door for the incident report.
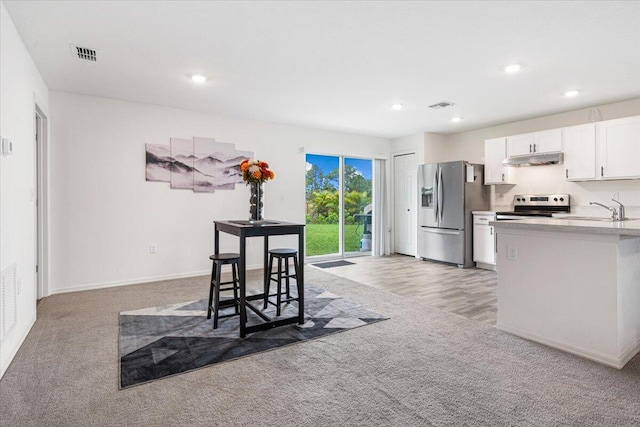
[343,158,372,255]
[305,154,372,258]
[305,154,340,257]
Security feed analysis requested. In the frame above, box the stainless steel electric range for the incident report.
[496,194,570,220]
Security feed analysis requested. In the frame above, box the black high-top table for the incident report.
[213,220,305,338]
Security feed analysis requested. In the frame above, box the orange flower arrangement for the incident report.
[239,159,275,184]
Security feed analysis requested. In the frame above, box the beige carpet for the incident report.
[1,267,639,426]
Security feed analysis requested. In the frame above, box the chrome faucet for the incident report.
[590,201,618,221]
[611,199,626,220]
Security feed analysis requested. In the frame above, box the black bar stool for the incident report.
[264,248,300,316]
[207,253,241,329]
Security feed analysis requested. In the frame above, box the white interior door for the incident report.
[394,153,416,256]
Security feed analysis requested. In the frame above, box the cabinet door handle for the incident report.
[601,166,604,177]
[501,172,505,182]
[529,144,532,153]
[533,143,537,152]
[490,227,493,235]
[566,169,568,178]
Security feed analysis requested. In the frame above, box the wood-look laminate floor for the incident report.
[309,254,497,325]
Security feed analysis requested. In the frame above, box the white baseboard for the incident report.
[50,264,264,295]
[475,262,496,271]
[496,322,639,369]
[618,340,640,368]
[0,314,36,380]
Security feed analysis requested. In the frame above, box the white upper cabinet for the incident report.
[563,123,596,181]
[533,129,563,154]
[507,133,534,156]
[484,137,514,185]
[486,115,639,183]
[508,129,562,157]
[598,115,640,180]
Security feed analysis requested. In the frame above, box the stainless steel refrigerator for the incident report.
[417,161,489,267]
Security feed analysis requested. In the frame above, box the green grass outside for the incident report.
[305,223,366,256]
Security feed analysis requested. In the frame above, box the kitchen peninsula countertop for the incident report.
[491,217,640,236]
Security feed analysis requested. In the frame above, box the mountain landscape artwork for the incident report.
[212,144,250,190]
[146,136,253,194]
[170,138,196,190]
[193,137,219,192]
[145,144,171,182]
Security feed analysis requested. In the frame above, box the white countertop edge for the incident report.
[491,218,640,236]
[472,211,497,215]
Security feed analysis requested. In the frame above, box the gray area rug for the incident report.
[119,285,387,388]
[312,260,355,268]
[1,267,640,426]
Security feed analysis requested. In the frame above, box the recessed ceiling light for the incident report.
[451,116,462,123]
[504,64,522,73]
[391,104,404,111]
[191,75,207,84]
[564,90,580,97]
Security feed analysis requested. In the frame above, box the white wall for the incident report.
[390,131,447,165]
[49,92,390,294]
[0,2,50,378]
[423,132,447,164]
[442,98,640,212]
[390,133,423,160]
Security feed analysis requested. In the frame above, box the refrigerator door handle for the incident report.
[434,167,439,221]
[438,167,444,222]
[420,227,460,236]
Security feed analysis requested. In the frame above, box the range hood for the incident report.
[502,152,564,167]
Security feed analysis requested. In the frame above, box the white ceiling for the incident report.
[4,1,640,138]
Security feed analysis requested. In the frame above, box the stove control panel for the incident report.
[513,194,570,207]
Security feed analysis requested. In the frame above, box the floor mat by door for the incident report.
[312,260,355,268]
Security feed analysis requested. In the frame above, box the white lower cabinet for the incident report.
[473,213,496,270]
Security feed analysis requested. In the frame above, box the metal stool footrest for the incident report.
[269,274,297,281]
[266,297,298,309]
[209,301,241,319]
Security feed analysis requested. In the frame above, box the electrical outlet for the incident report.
[149,245,157,254]
[507,246,518,261]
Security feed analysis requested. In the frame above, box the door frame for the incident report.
[391,150,418,257]
[34,101,50,299]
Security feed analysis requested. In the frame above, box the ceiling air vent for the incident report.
[70,45,97,62]
[428,101,456,109]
